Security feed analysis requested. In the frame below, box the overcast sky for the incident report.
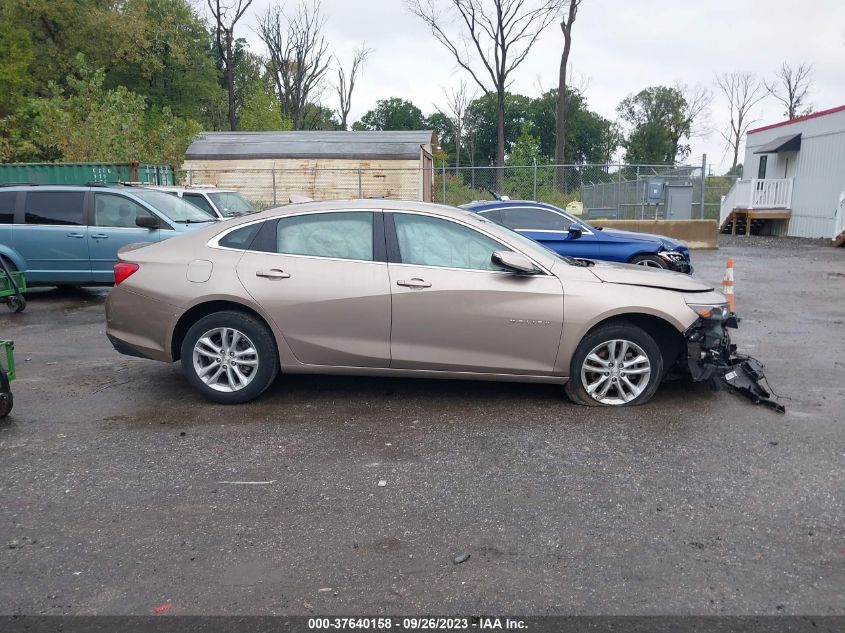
[231,0,844,173]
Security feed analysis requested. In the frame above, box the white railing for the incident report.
[720,178,793,225]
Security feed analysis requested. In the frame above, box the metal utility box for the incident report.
[665,184,694,220]
[647,178,665,204]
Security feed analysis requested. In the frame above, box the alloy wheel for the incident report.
[192,327,259,393]
[580,339,652,405]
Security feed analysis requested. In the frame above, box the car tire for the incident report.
[564,323,664,407]
[180,310,278,404]
[629,254,668,269]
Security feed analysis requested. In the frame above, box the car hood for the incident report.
[598,227,687,250]
[586,260,712,292]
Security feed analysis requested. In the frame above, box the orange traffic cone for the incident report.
[723,258,735,313]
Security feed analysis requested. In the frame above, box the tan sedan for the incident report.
[105,199,735,407]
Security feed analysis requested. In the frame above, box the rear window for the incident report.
[24,191,85,226]
[218,224,261,250]
[0,192,16,224]
[183,193,217,217]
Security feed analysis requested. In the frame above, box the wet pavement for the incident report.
[1,236,844,615]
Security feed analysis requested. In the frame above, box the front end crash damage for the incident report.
[684,311,785,413]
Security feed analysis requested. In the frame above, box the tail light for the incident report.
[114,262,140,285]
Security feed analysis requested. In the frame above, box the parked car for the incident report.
[0,185,215,286]
[106,199,745,408]
[461,199,693,273]
[145,186,257,219]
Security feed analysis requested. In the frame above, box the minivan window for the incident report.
[24,191,85,226]
[183,193,217,217]
[94,193,155,228]
[130,189,214,223]
[0,192,16,224]
[276,212,373,261]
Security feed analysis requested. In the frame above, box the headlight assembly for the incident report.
[687,303,730,320]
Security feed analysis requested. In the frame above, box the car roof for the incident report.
[0,184,139,194]
[145,186,238,193]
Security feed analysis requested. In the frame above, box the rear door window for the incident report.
[24,191,85,226]
[276,212,374,261]
[0,192,16,224]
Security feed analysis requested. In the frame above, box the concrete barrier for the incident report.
[588,219,719,249]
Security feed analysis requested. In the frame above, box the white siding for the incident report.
[743,108,845,238]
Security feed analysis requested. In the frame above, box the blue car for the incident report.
[0,185,216,286]
[461,199,692,273]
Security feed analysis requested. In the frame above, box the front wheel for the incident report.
[629,254,668,269]
[565,323,664,407]
[180,310,279,404]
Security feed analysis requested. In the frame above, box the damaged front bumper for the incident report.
[684,312,785,413]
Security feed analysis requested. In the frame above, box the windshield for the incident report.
[131,189,215,223]
[467,212,580,266]
[208,192,256,217]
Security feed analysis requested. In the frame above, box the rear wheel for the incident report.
[180,310,278,404]
[565,323,663,407]
[629,254,668,269]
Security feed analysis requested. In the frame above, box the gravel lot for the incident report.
[1,236,844,615]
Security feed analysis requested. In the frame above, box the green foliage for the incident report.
[31,56,200,166]
[465,93,531,165]
[0,20,33,117]
[354,98,426,131]
[617,86,691,164]
[239,89,292,131]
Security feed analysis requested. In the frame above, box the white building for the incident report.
[720,104,845,243]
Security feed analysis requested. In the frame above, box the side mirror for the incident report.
[567,224,583,240]
[492,250,539,275]
[136,215,161,229]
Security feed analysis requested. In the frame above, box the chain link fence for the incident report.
[178,160,717,220]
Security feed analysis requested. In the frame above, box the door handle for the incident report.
[91,233,109,239]
[396,278,431,288]
[66,232,85,239]
[255,269,291,279]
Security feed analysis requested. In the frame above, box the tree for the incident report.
[434,81,473,167]
[617,85,707,164]
[527,88,616,163]
[407,0,565,185]
[258,0,331,130]
[715,72,766,174]
[464,92,531,165]
[354,97,426,131]
[554,0,580,188]
[764,62,813,119]
[334,44,372,130]
[31,55,201,166]
[207,0,253,131]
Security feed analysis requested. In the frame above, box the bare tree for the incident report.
[668,82,713,159]
[208,0,254,131]
[408,0,565,185]
[257,1,331,130]
[715,72,767,174]
[554,0,580,189]
[335,44,372,130]
[435,81,474,168]
[764,62,813,119]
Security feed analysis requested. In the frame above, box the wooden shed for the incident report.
[181,130,436,207]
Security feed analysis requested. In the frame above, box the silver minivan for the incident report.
[0,185,214,286]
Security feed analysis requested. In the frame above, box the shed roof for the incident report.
[185,131,436,161]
